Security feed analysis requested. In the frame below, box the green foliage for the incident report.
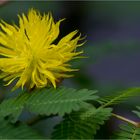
[26,87,98,116]
[51,107,112,139]
[0,85,139,139]
[112,123,140,139]
[0,118,43,139]
[112,106,140,140]
[98,87,140,107]
[133,106,140,118]
[0,87,98,122]
[0,94,29,122]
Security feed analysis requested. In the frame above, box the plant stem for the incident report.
[112,113,140,128]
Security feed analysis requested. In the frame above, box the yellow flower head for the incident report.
[0,9,84,90]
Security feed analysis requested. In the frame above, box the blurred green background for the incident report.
[1,1,140,139]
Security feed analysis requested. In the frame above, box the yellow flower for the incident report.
[0,9,84,90]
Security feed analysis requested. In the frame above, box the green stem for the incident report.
[132,129,137,140]
[112,113,140,128]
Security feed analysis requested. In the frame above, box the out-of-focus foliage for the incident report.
[133,106,140,118]
[112,107,140,139]
[0,118,43,139]
[112,123,140,139]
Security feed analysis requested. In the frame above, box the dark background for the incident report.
[1,1,140,139]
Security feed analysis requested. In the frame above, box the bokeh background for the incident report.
[1,1,140,139]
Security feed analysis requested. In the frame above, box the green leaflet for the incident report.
[0,87,98,122]
[112,123,140,140]
[51,107,112,139]
[0,118,43,139]
[98,87,140,107]
[133,106,140,118]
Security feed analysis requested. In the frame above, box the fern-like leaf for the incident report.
[26,87,98,116]
[0,87,98,122]
[112,123,140,139]
[0,119,43,139]
[51,107,112,139]
[98,87,140,107]
[133,106,140,118]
